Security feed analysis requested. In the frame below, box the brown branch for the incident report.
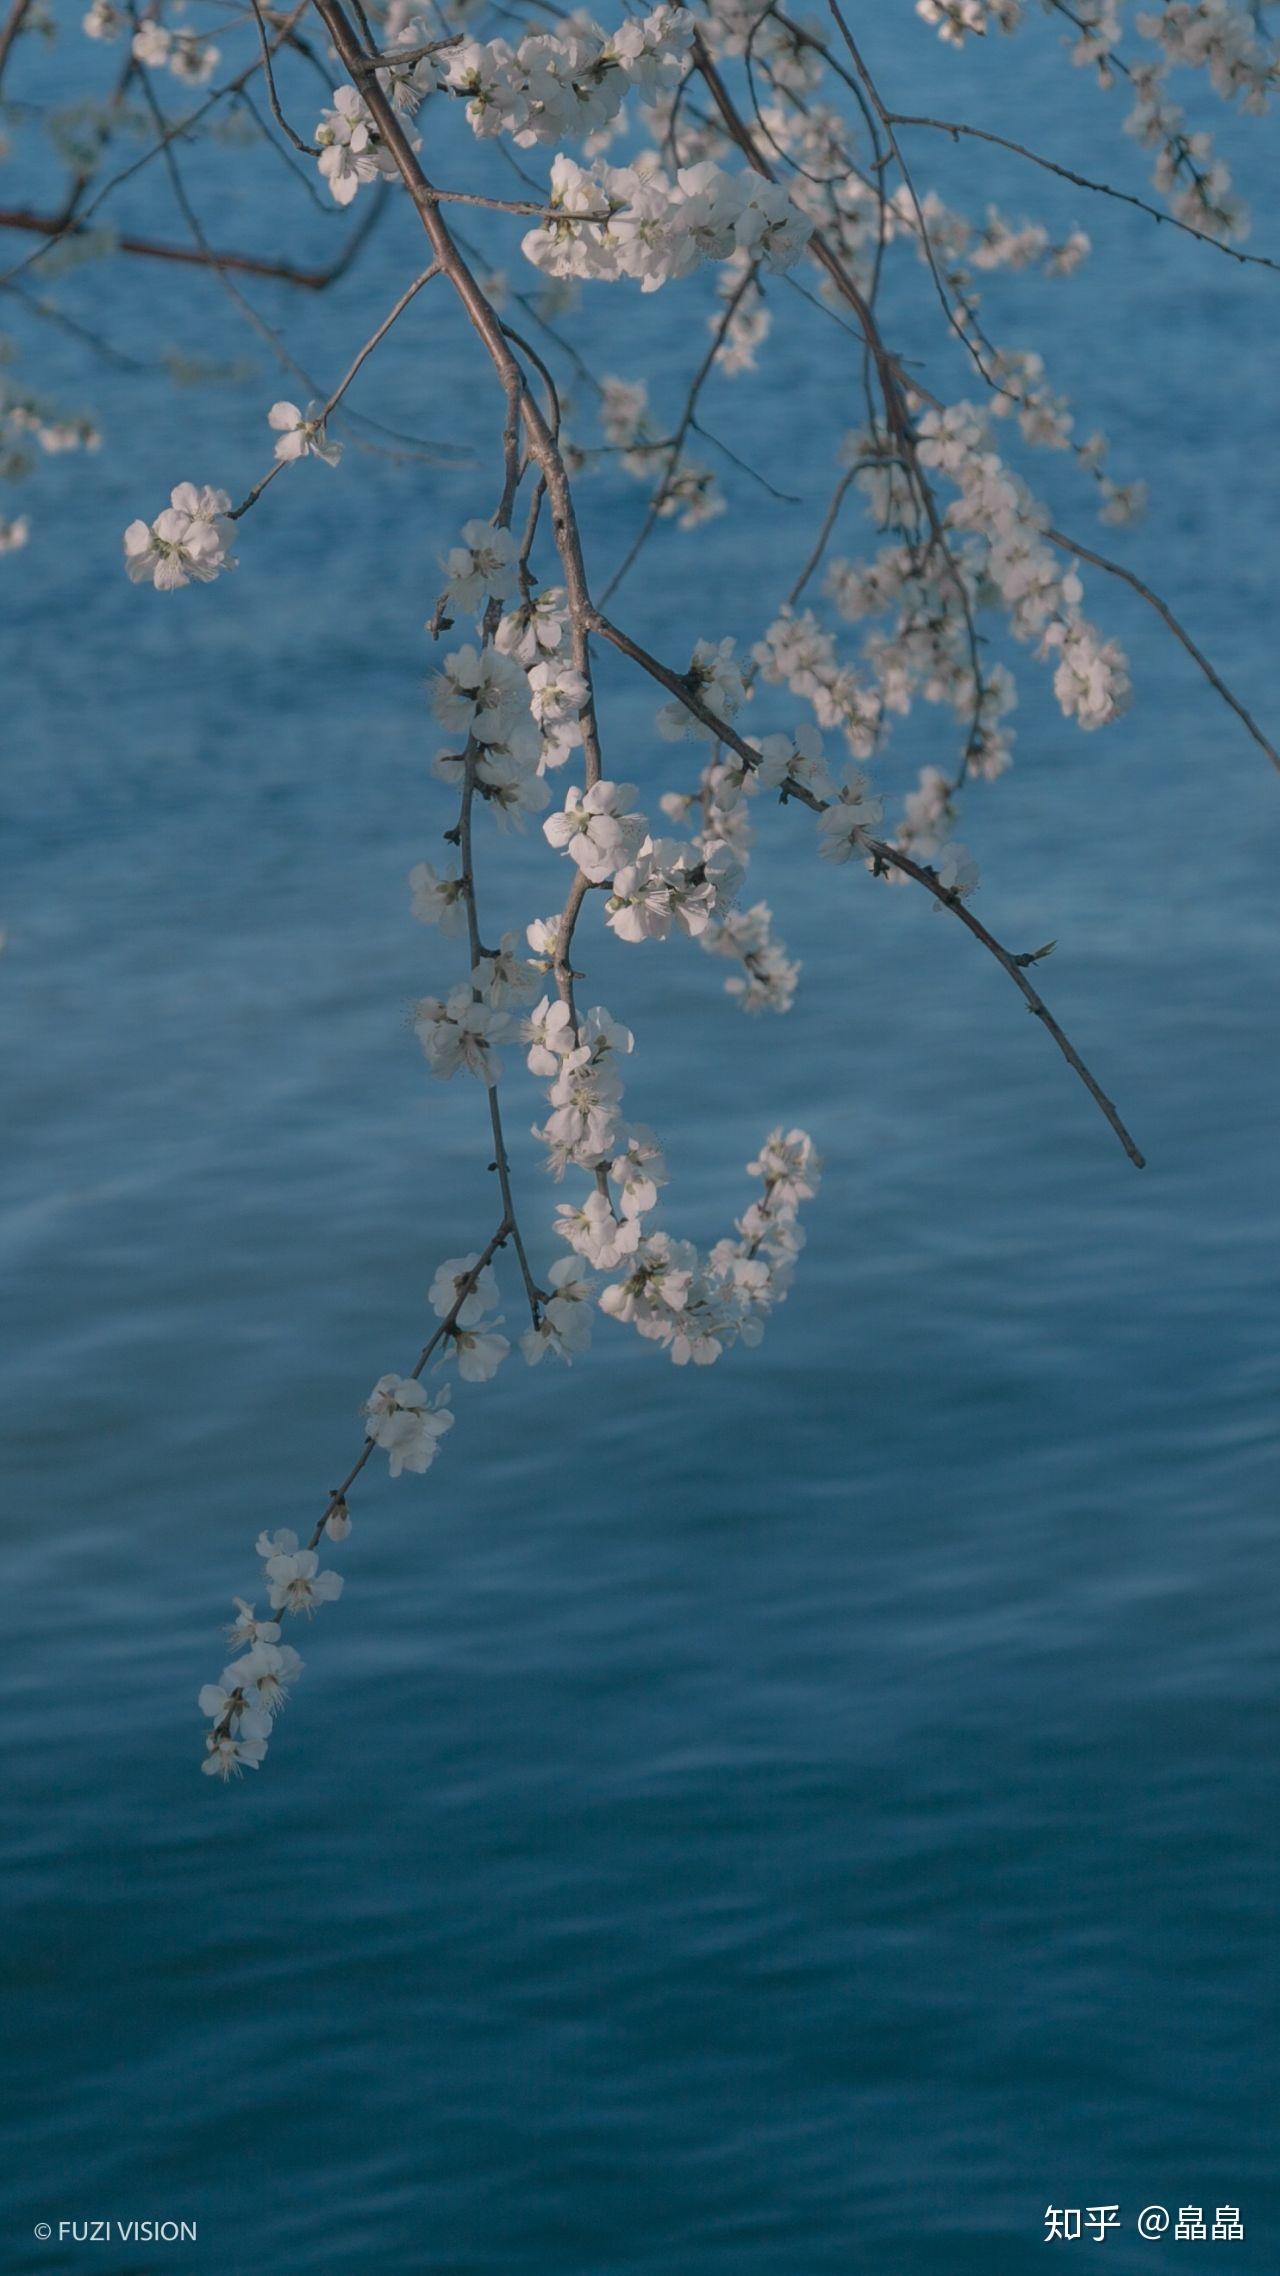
[600,260,761,605]
[300,1218,514,1548]
[0,0,31,90]
[885,111,1280,275]
[0,205,345,288]
[249,0,319,155]
[1044,527,1280,778]
[588,609,1146,1171]
[309,0,603,791]
[229,261,441,519]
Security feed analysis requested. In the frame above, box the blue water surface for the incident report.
[2,8,1279,2272]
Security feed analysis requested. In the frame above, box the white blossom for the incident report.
[495,586,571,666]
[197,1678,271,1742]
[225,1642,304,1719]
[131,21,170,67]
[264,1545,345,1618]
[225,1598,281,1650]
[610,1127,667,1217]
[543,779,646,881]
[442,518,521,614]
[817,769,884,863]
[556,1188,643,1268]
[123,484,235,592]
[523,994,577,1075]
[434,642,538,757]
[364,1374,454,1477]
[521,1256,595,1363]
[474,932,540,1007]
[429,1253,500,1327]
[268,400,342,467]
[409,860,467,934]
[315,85,414,205]
[202,1732,268,1779]
[414,985,512,1084]
[657,637,747,741]
[82,1,123,38]
[449,1321,510,1381]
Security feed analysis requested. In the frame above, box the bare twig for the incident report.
[1045,527,1280,778]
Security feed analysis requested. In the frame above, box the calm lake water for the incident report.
[3,11,1278,2272]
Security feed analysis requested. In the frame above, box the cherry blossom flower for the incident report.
[521,1257,594,1362]
[817,770,885,863]
[264,1545,345,1619]
[448,1321,511,1381]
[224,1642,304,1720]
[316,87,384,205]
[169,30,220,84]
[442,519,521,614]
[556,1188,643,1268]
[917,0,1021,44]
[473,935,539,1007]
[409,860,468,935]
[936,842,980,900]
[82,1,123,38]
[606,836,737,944]
[123,484,235,592]
[225,1599,281,1650]
[197,1678,271,1741]
[524,995,577,1076]
[543,779,646,881]
[610,1128,667,1217]
[705,901,800,1015]
[364,1374,454,1477]
[414,986,512,1085]
[434,643,537,754]
[429,1254,500,1328]
[496,587,571,666]
[202,1733,268,1780]
[527,658,588,765]
[268,401,342,467]
[131,21,170,68]
[657,637,747,741]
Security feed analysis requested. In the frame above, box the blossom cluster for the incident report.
[593,374,725,529]
[199,1530,341,1777]
[123,484,235,591]
[314,85,412,206]
[84,4,221,83]
[445,5,691,147]
[63,0,1270,1782]
[587,1126,821,1366]
[919,0,1275,244]
[916,0,1022,45]
[522,157,810,290]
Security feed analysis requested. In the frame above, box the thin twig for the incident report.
[589,609,1146,1170]
[249,0,319,154]
[229,261,441,517]
[886,111,1280,275]
[1045,527,1280,777]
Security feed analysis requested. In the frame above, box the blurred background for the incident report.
[2,8,1278,2270]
